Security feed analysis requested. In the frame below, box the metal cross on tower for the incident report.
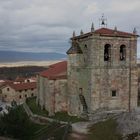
[99,14,107,27]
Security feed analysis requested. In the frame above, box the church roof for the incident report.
[94,28,136,37]
[66,41,83,54]
[72,27,138,39]
[40,61,67,80]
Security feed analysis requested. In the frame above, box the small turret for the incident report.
[133,27,137,34]
[67,40,83,54]
[73,31,76,37]
[91,22,94,32]
[114,26,117,34]
[80,30,84,35]
[114,26,117,31]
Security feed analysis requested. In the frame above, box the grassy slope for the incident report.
[26,97,85,122]
[0,105,68,140]
[88,119,122,140]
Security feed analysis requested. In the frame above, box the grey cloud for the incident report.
[0,0,139,55]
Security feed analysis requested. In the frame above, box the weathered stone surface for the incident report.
[37,27,138,117]
[68,33,138,115]
[37,75,67,116]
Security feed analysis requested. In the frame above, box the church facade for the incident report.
[37,24,138,116]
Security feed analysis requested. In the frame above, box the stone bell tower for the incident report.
[67,23,138,116]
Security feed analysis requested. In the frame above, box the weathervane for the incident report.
[99,14,107,27]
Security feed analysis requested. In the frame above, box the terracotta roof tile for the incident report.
[8,82,36,91]
[94,28,136,37]
[40,61,67,80]
[72,27,138,39]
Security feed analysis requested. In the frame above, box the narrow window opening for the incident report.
[104,44,111,61]
[19,95,22,99]
[112,90,116,97]
[120,45,126,61]
[84,44,87,49]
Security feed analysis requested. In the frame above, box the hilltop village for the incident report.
[37,25,138,117]
[0,25,139,116]
[0,24,140,140]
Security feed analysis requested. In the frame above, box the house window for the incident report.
[25,94,27,98]
[25,89,27,92]
[19,95,22,99]
[120,45,126,61]
[31,88,34,91]
[7,88,10,91]
[19,90,22,93]
[31,93,34,97]
[112,90,117,97]
[104,44,111,61]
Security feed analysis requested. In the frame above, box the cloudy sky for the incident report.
[0,0,140,56]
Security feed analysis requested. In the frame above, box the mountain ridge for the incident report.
[0,51,66,62]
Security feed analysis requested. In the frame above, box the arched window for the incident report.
[104,44,111,61]
[120,45,126,61]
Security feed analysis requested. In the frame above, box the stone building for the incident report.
[37,61,67,116]
[0,82,37,104]
[37,24,138,116]
[67,26,138,116]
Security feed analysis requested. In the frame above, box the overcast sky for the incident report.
[0,0,140,56]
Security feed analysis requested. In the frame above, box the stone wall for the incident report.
[1,85,37,104]
[37,75,68,116]
[67,34,138,115]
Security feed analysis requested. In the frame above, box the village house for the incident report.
[37,23,138,117]
[0,78,37,104]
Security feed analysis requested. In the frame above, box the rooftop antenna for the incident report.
[99,14,107,28]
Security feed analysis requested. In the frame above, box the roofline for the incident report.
[70,28,139,40]
[40,75,67,80]
[1,82,36,91]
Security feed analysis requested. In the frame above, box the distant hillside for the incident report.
[0,51,66,62]
[0,66,47,80]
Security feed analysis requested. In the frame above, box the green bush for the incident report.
[0,106,43,140]
[26,97,49,116]
[26,97,86,122]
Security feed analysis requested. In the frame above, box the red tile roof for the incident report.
[72,27,138,39]
[15,77,25,82]
[0,80,13,88]
[2,82,36,91]
[40,61,67,80]
[94,28,136,37]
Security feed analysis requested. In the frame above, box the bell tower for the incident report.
[67,22,138,116]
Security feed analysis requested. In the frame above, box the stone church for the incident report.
[37,23,138,116]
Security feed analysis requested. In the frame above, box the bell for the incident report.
[101,20,105,25]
